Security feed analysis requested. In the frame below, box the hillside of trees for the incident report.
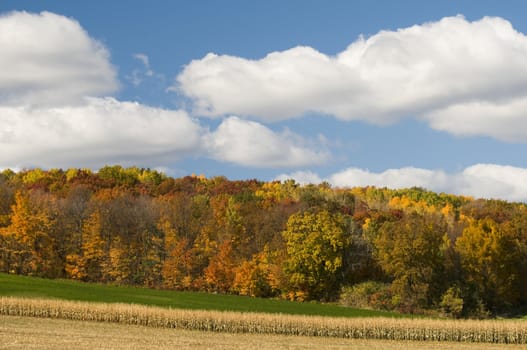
[1,166,526,318]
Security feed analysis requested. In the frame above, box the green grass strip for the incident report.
[0,273,402,318]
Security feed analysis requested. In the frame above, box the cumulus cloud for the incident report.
[424,98,527,142]
[328,167,450,191]
[456,164,527,202]
[176,16,527,142]
[0,98,327,170]
[277,164,527,202]
[0,11,118,106]
[0,11,329,170]
[0,98,204,169]
[204,117,329,168]
[175,47,353,121]
[0,11,208,170]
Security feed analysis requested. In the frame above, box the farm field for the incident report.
[1,273,527,347]
[0,273,399,318]
[1,297,526,344]
[1,315,525,350]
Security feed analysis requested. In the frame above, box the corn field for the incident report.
[1,297,526,344]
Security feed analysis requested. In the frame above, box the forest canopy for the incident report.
[1,166,526,318]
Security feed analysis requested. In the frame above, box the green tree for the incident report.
[440,286,464,318]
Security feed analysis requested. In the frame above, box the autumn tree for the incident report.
[56,184,92,278]
[102,193,163,286]
[161,236,194,290]
[0,191,61,277]
[0,175,15,227]
[282,210,349,301]
[74,210,106,281]
[204,240,236,293]
[233,246,282,297]
[373,212,449,312]
[455,218,526,314]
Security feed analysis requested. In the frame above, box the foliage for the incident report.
[373,212,449,312]
[282,210,349,301]
[440,286,464,318]
[233,248,281,298]
[1,167,527,317]
[455,218,527,313]
[339,281,393,310]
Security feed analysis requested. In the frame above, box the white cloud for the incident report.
[176,16,527,142]
[328,167,450,191]
[277,164,527,202]
[275,170,323,185]
[134,53,154,77]
[0,99,329,170]
[175,47,352,121]
[0,11,328,171]
[424,97,527,142]
[0,98,204,169]
[0,11,118,106]
[204,116,329,168]
[134,53,151,70]
[457,164,527,202]
[128,53,157,86]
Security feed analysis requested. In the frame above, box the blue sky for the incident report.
[2,1,527,201]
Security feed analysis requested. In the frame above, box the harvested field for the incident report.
[1,315,525,350]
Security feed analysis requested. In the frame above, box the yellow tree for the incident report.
[224,197,248,256]
[4,191,58,276]
[0,226,32,274]
[282,210,349,301]
[74,210,106,281]
[455,218,525,313]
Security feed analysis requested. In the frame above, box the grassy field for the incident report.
[1,315,525,350]
[0,273,399,318]
[2,273,527,347]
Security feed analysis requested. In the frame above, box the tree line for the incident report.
[0,166,526,317]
